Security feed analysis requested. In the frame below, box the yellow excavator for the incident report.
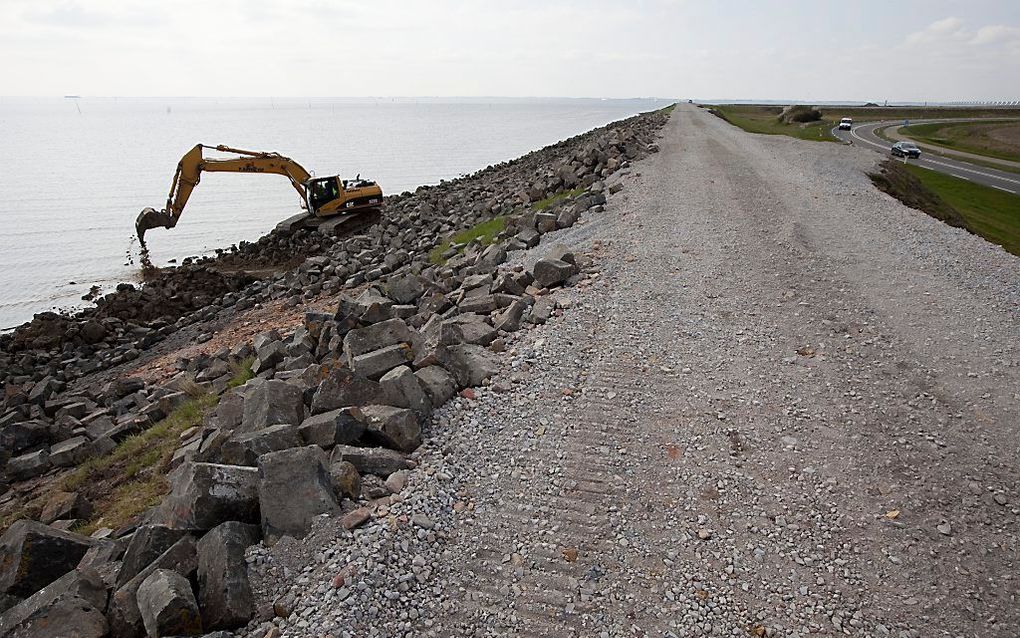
[136,144,383,244]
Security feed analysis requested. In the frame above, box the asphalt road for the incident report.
[832,121,1020,195]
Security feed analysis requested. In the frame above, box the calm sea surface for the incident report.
[0,97,670,328]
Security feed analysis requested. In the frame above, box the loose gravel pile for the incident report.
[240,105,1019,638]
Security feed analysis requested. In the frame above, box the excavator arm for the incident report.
[136,144,314,243]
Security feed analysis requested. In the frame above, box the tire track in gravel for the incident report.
[435,104,1019,638]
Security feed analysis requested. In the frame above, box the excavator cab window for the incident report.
[308,178,340,212]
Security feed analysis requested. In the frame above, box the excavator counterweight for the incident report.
[136,144,382,245]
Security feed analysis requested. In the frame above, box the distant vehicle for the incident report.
[838,117,853,130]
[891,141,921,158]
[688,99,694,103]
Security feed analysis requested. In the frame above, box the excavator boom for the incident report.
[136,144,318,244]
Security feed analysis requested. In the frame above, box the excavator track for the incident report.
[276,207,382,238]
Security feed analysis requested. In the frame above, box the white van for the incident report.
[839,117,853,131]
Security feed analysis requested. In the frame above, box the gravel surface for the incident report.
[241,104,1019,637]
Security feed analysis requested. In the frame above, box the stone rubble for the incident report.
[0,107,669,636]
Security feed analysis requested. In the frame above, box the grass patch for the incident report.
[900,120,1020,164]
[228,356,255,388]
[533,188,585,211]
[69,392,217,534]
[64,360,255,533]
[870,160,1020,256]
[712,106,835,142]
[429,216,508,265]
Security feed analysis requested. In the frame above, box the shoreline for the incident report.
[0,106,672,633]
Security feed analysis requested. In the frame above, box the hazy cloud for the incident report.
[0,0,1016,100]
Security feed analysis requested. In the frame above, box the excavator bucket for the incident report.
[135,207,174,244]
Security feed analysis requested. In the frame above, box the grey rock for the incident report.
[528,296,555,324]
[414,366,458,406]
[379,366,432,416]
[330,445,409,477]
[39,491,93,525]
[0,421,49,455]
[298,408,365,448]
[0,521,96,600]
[356,405,422,452]
[310,367,383,415]
[197,522,259,631]
[532,258,575,288]
[107,535,197,638]
[210,390,244,431]
[240,380,304,433]
[48,436,91,468]
[439,316,497,346]
[251,340,286,375]
[0,567,108,638]
[516,227,541,248]
[220,424,301,466]
[6,449,50,481]
[150,462,259,531]
[437,344,499,387]
[137,569,203,637]
[350,343,415,380]
[257,446,339,544]
[494,299,529,333]
[118,526,188,587]
[385,274,425,305]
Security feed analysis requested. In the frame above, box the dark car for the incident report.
[891,141,921,158]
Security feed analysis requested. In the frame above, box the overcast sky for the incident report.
[1,0,1017,101]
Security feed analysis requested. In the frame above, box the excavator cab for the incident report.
[306,177,341,214]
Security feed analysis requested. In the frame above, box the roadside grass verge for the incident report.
[711,106,835,142]
[870,160,1020,256]
[900,121,1020,164]
[429,216,508,265]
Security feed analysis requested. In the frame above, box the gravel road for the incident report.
[244,104,1019,638]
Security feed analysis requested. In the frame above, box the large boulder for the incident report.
[437,344,499,387]
[210,390,244,431]
[379,366,432,416]
[0,567,108,638]
[137,569,203,637]
[47,436,91,468]
[414,366,458,406]
[330,445,409,478]
[39,491,92,525]
[240,380,304,432]
[107,535,198,638]
[220,424,301,466]
[117,526,188,587]
[6,450,51,481]
[196,522,260,630]
[257,446,340,544]
[298,408,365,448]
[0,421,49,455]
[0,521,96,601]
[385,275,425,305]
[309,367,383,415]
[149,462,259,531]
[438,316,497,346]
[342,318,414,362]
[531,258,575,288]
[350,343,415,380]
[356,405,422,453]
